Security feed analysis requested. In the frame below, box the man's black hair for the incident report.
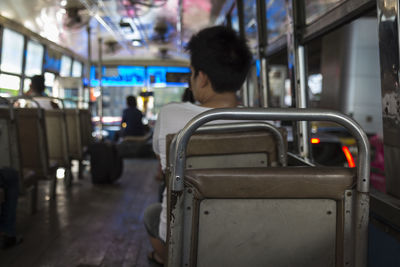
[186,26,252,93]
[31,75,45,94]
[126,95,137,107]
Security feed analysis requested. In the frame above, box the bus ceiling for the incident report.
[0,0,227,62]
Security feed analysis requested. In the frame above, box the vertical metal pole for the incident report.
[376,0,400,199]
[20,36,28,95]
[285,0,310,158]
[236,0,248,105]
[236,0,245,39]
[86,26,92,110]
[256,0,269,107]
[98,37,103,140]
[177,0,184,52]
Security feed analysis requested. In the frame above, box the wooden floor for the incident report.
[0,159,161,267]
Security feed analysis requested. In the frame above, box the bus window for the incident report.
[147,66,189,117]
[231,7,240,33]
[268,65,288,107]
[244,0,257,48]
[72,60,83,77]
[25,40,44,77]
[305,0,344,25]
[308,73,322,107]
[266,0,286,42]
[0,28,24,74]
[60,55,72,77]
[0,73,20,96]
[44,72,56,95]
[23,78,31,93]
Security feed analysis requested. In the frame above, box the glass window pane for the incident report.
[25,40,44,77]
[305,0,343,25]
[60,55,72,77]
[244,0,258,44]
[0,74,20,96]
[44,72,55,87]
[266,0,287,42]
[0,28,24,74]
[231,7,240,33]
[72,60,83,77]
[24,78,31,93]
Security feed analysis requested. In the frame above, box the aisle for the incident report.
[0,159,160,267]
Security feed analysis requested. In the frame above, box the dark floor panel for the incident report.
[0,159,160,267]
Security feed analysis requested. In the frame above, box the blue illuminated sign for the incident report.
[90,66,190,87]
[148,66,190,86]
[90,66,145,86]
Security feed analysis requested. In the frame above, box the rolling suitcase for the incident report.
[89,141,123,184]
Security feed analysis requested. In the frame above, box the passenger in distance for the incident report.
[121,95,145,137]
[25,75,59,109]
[144,26,252,266]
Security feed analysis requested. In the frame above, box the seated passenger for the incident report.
[144,26,252,265]
[0,168,21,249]
[121,95,145,137]
[25,75,58,109]
[181,87,195,103]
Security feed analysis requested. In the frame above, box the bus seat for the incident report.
[167,108,370,267]
[166,123,287,169]
[181,167,355,267]
[0,107,38,213]
[15,108,50,177]
[79,109,93,152]
[0,108,20,171]
[65,109,82,160]
[44,109,69,168]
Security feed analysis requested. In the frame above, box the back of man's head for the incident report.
[31,75,45,95]
[186,26,252,93]
[127,95,137,107]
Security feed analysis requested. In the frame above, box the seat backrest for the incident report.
[44,109,69,167]
[166,123,287,169]
[166,108,370,267]
[0,108,19,170]
[79,109,93,149]
[181,167,355,267]
[65,109,82,159]
[15,108,49,178]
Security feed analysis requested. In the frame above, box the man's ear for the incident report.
[198,71,210,88]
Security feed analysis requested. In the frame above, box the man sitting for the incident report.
[144,25,252,265]
[121,95,145,137]
[25,75,58,109]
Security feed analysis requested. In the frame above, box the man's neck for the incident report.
[200,92,238,109]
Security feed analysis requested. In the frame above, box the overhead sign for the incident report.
[91,66,146,87]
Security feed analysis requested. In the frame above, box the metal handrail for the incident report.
[168,108,370,267]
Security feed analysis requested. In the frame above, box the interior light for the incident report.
[132,40,142,47]
[342,146,356,168]
[56,168,65,179]
[311,138,320,144]
[61,0,67,7]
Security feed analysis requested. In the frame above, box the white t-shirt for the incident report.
[153,102,211,170]
[153,102,210,242]
[32,97,56,110]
